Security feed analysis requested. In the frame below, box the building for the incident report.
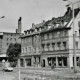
[20,7,80,68]
[20,21,45,67]
[0,17,22,61]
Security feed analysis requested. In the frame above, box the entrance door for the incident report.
[43,59,45,67]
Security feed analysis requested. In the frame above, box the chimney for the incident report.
[32,23,35,28]
[43,20,45,23]
[18,17,22,33]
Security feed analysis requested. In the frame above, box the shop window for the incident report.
[20,59,24,67]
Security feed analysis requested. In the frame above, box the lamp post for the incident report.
[63,0,80,73]
[0,16,5,19]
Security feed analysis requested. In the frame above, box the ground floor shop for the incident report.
[19,55,41,67]
[19,53,80,68]
[41,53,80,68]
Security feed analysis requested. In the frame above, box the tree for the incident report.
[6,43,21,67]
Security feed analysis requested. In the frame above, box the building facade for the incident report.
[20,7,80,68]
[0,17,22,61]
[20,21,45,67]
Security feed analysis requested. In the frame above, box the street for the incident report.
[0,67,80,80]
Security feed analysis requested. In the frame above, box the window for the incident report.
[34,47,36,53]
[78,21,80,28]
[48,25,51,29]
[26,48,27,53]
[22,48,24,53]
[52,32,55,38]
[28,37,31,42]
[52,43,55,50]
[57,42,61,50]
[15,38,16,41]
[7,43,9,46]
[41,34,44,40]
[76,41,78,49]
[10,38,12,41]
[29,47,31,53]
[47,33,49,39]
[57,32,60,37]
[7,38,8,41]
[64,30,68,36]
[47,43,50,51]
[63,42,66,49]
[11,34,12,36]
[42,44,45,51]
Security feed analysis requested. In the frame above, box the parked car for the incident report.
[3,67,13,72]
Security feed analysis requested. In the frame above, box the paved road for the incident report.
[1,67,80,80]
[0,74,15,80]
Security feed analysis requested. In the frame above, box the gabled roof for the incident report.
[40,7,80,34]
[24,22,45,32]
[23,7,80,37]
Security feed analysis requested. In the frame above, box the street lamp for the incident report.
[63,0,78,73]
[0,16,5,19]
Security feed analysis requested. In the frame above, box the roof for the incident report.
[40,7,80,34]
[23,7,80,37]
[24,22,45,32]
[41,26,71,34]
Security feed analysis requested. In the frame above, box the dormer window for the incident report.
[39,27,41,31]
[56,24,59,27]
[48,25,51,29]
[27,30,30,34]
[35,28,37,32]
[24,31,27,35]
[35,27,39,32]
[59,20,64,27]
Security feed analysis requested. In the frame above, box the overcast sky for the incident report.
[0,0,79,33]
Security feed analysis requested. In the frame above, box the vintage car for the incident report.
[3,66,13,72]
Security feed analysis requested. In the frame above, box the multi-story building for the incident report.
[0,17,22,61]
[20,7,80,68]
[20,21,45,67]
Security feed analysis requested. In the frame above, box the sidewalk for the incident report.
[0,74,15,80]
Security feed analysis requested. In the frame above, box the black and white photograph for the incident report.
[0,0,80,80]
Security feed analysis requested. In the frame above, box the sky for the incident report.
[0,0,79,33]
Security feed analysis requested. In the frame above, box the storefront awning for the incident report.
[0,54,6,57]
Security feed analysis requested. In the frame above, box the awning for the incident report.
[0,54,6,57]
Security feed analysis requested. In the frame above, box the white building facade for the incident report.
[20,7,80,68]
